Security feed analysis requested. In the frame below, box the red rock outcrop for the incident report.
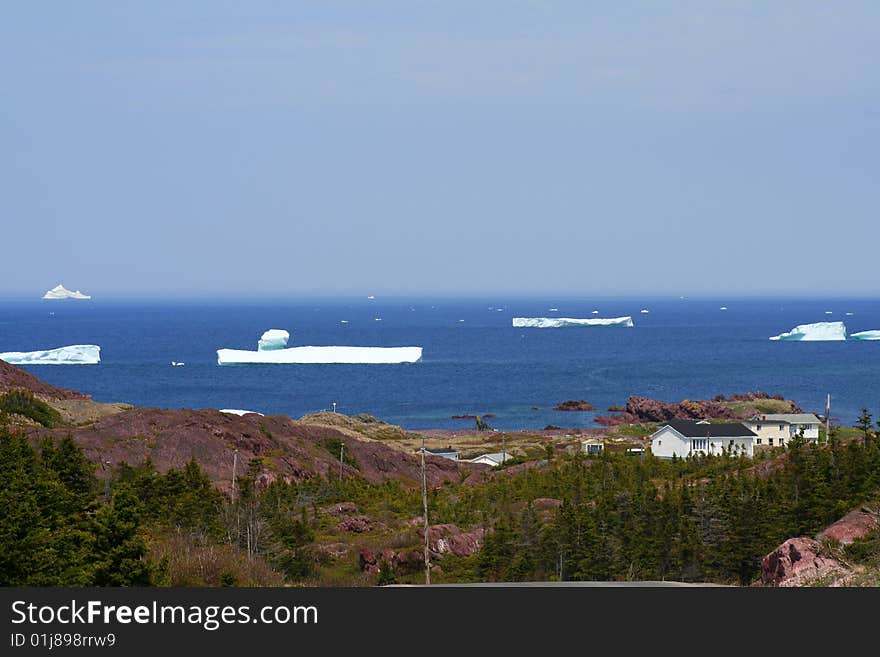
[27,407,475,492]
[335,516,389,534]
[595,392,801,426]
[0,359,90,400]
[760,537,849,587]
[359,547,423,575]
[818,507,880,545]
[419,524,486,558]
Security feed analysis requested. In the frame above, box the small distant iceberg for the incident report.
[0,344,100,364]
[219,409,264,416]
[217,329,422,365]
[512,316,634,328]
[640,309,650,314]
[824,310,833,315]
[719,307,728,311]
[171,361,185,366]
[769,321,846,341]
[43,284,91,300]
[591,310,599,315]
[850,330,880,341]
[548,308,559,312]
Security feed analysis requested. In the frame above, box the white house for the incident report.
[418,446,460,461]
[650,420,757,458]
[741,414,821,447]
[581,438,604,455]
[466,452,511,467]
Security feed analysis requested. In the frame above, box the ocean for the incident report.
[1,296,878,430]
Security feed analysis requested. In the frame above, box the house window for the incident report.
[769,438,774,446]
[779,424,785,431]
[757,438,762,445]
[756,424,762,431]
[657,440,662,445]
[691,438,707,451]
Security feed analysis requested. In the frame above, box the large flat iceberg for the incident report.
[218,345,422,365]
[512,316,634,328]
[769,321,847,341]
[219,409,264,416]
[43,284,91,300]
[850,330,880,341]
[217,329,422,365]
[0,345,100,364]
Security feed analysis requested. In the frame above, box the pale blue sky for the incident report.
[2,2,878,297]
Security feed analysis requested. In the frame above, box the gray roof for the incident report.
[660,420,756,438]
[746,414,820,424]
[470,452,511,463]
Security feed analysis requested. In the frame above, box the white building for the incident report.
[581,438,605,456]
[418,446,460,461]
[650,420,757,458]
[466,452,511,467]
[741,414,821,447]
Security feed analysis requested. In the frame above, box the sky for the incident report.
[1,1,878,298]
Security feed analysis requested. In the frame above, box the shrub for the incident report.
[0,390,62,427]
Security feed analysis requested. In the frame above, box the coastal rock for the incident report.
[554,400,595,411]
[760,537,849,587]
[594,392,801,426]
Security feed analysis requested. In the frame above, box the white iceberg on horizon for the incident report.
[0,344,100,364]
[43,284,91,300]
[219,409,264,416]
[512,316,634,328]
[850,330,880,341]
[769,321,846,341]
[258,329,290,351]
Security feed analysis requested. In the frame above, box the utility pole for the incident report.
[825,394,831,443]
[420,434,431,585]
[502,433,507,463]
[231,449,239,503]
[339,443,344,480]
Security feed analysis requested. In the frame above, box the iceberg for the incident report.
[257,329,289,351]
[769,321,847,341]
[217,329,422,365]
[850,330,880,341]
[43,284,91,300]
[512,316,634,328]
[218,345,422,365]
[219,409,264,416]
[0,344,100,364]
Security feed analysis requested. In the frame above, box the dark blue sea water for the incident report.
[1,297,879,430]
